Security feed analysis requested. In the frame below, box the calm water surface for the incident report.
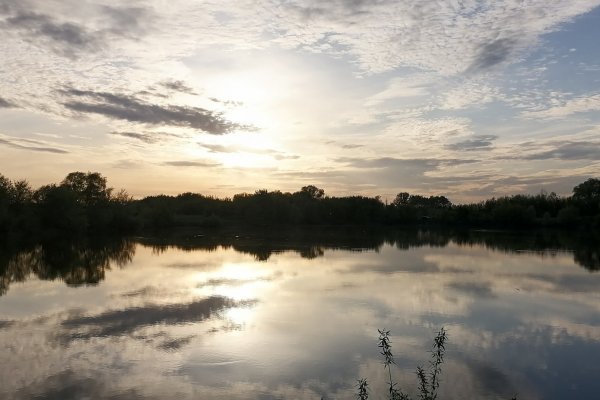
[1,229,599,399]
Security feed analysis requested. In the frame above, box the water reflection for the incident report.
[1,229,598,297]
[1,228,600,400]
[138,227,600,270]
[0,238,135,295]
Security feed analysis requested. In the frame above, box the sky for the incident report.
[1,0,600,202]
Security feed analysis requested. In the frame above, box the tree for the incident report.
[61,172,112,206]
[392,192,410,207]
[299,185,325,199]
[34,184,87,232]
[572,178,600,217]
[572,178,600,202]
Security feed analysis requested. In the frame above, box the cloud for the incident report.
[0,97,15,108]
[336,157,476,169]
[522,93,600,119]
[62,88,251,134]
[0,320,14,329]
[0,134,68,154]
[268,0,598,74]
[437,80,501,110]
[109,131,182,144]
[364,75,432,106]
[2,11,100,57]
[521,141,600,161]
[448,281,496,299]
[158,80,197,95]
[274,154,300,160]
[156,335,196,351]
[0,2,152,58]
[109,131,158,144]
[467,37,519,73]
[446,135,498,151]
[100,5,150,36]
[199,143,299,160]
[163,160,220,167]
[60,296,254,339]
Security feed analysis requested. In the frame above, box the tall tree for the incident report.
[61,172,112,206]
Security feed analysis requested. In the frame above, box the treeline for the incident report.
[1,171,600,235]
[0,172,136,237]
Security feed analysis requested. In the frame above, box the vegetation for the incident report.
[1,171,600,237]
[363,328,448,400]
[355,328,517,400]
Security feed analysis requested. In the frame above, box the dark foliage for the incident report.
[1,172,599,237]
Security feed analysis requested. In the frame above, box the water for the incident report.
[1,229,599,399]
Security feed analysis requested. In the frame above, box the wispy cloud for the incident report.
[3,11,101,56]
[522,93,600,119]
[0,97,16,108]
[446,135,498,151]
[336,157,476,169]
[521,141,600,161]
[163,160,220,167]
[109,131,183,144]
[0,134,68,154]
[158,80,197,95]
[199,143,299,160]
[466,38,519,73]
[0,1,151,58]
[62,88,252,134]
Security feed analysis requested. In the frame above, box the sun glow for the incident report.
[225,306,255,325]
[200,263,270,301]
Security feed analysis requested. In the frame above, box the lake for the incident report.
[1,228,599,399]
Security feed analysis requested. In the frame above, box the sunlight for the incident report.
[225,306,255,325]
[210,70,281,131]
[197,263,270,301]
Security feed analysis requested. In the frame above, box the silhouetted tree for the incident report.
[299,185,325,199]
[61,171,112,206]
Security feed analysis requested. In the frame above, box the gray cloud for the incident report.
[60,296,254,339]
[101,5,149,36]
[522,141,600,161]
[3,12,100,56]
[159,80,197,95]
[0,3,151,58]
[446,135,498,151]
[336,157,476,169]
[62,89,251,134]
[0,320,14,329]
[156,335,196,351]
[462,357,517,396]
[13,369,168,400]
[448,281,496,299]
[164,160,220,167]
[0,96,15,108]
[110,131,157,144]
[0,136,68,154]
[109,131,182,144]
[467,37,519,73]
[209,97,243,106]
[112,159,145,169]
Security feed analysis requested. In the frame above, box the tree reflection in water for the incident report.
[0,228,598,296]
[0,238,135,295]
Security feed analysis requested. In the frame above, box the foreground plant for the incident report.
[357,328,517,400]
[358,327,448,400]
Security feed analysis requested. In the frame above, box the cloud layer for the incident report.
[0,0,599,199]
